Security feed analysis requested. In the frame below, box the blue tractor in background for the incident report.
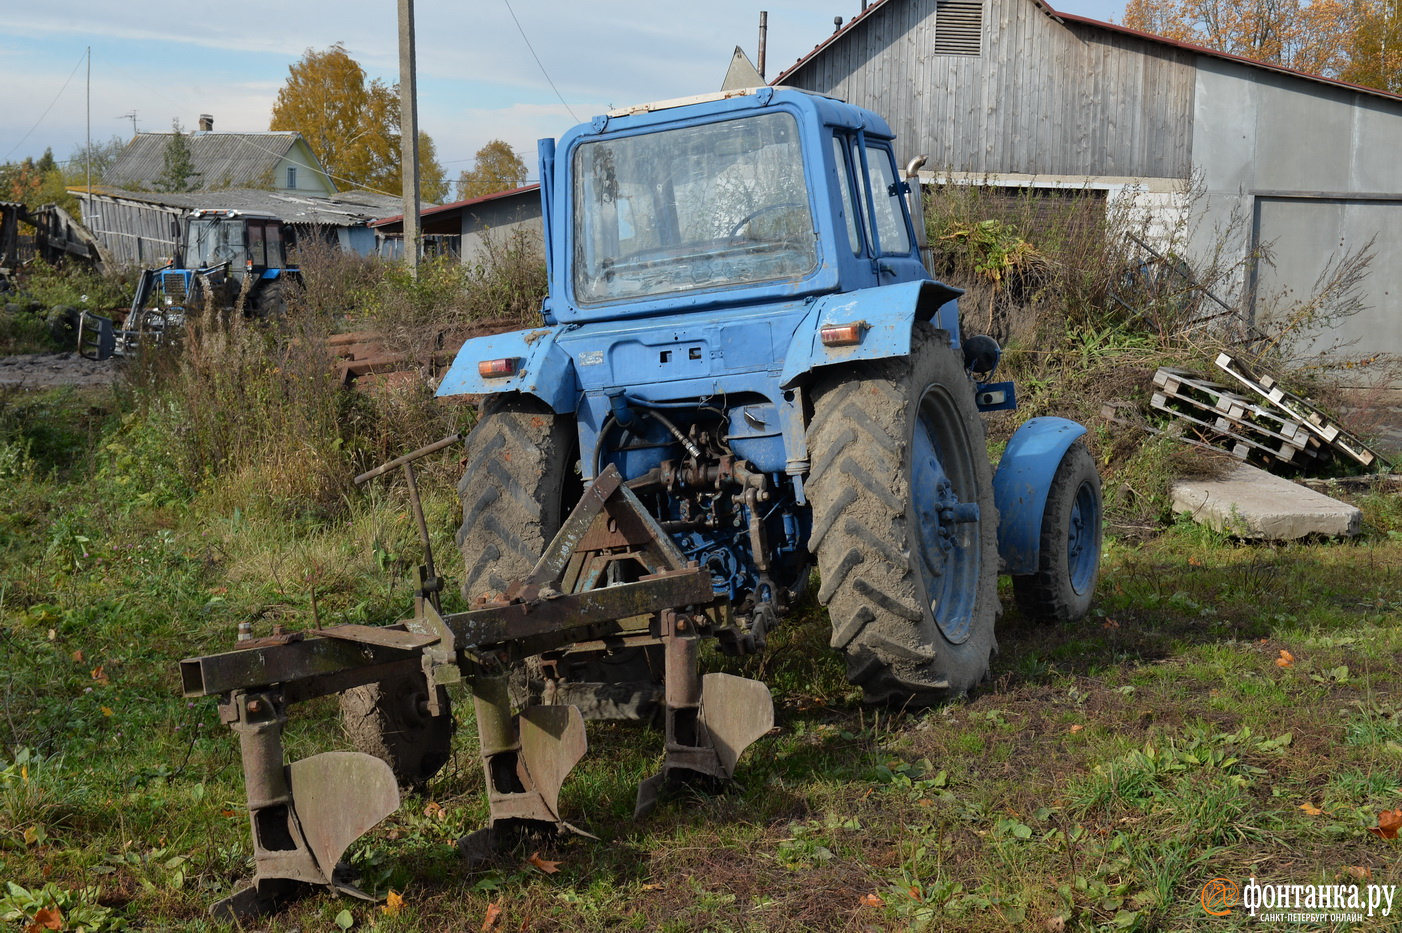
[435,86,1102,710]
[79,209,299,360]
[184,87,1106,918]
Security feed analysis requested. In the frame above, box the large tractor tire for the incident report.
[457,394,660,719]
[1011,442,1102,624]
[808,324,999,705]
[340,671,453,789]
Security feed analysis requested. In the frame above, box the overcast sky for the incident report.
[0,0,1127,194]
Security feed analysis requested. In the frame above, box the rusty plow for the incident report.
[181,464,775,918]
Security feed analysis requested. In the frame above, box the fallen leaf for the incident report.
[528,851,561,874]
[1299,802,1322,816]
[100,706,114,717]
[1069,724,1084,734]
[25,905,62,932]
[1275,650,1295,668]
[220,809,237,818]
[640,883,663,891]
[423,801,445,820]
[333,907,354,929]
[381,890,405,916]
[917,797,933,807]
[71,650,83,663]
[22,825,42,846]
[1344,866,1372,881]
[1102,619,1120,630]
[91,665,109,685]
[1368,808,1402,839]
[481,901,502,930]
[860,893,883,907]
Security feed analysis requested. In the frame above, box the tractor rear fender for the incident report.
[435,326,578,413]
[778,279,962,388]
[993,417,1088,575]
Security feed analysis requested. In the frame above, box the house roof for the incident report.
[773,0,1402,105]
[370,184,540,230]
[103,131,332,191]
[74,187,408,228]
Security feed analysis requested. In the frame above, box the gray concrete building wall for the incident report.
[1192,57,1402,371]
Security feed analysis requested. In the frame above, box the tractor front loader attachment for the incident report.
[181,464,775,919]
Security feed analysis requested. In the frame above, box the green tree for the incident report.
[156,120,200,192]
[270,43,446,199]
[456,140,528,201]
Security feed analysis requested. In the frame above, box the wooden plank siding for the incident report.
[779,0,1194,179]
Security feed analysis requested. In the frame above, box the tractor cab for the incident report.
[185,210,290,283]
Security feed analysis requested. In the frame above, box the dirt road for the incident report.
[0,352,118,389]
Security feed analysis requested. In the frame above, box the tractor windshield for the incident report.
[189,217,247,269]
[572,111,817,305]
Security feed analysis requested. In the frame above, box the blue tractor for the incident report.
[79,209,298,360]
[183,87,1103,919]
[435,86,1101,710]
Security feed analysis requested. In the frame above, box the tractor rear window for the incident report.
[572,111,818,305]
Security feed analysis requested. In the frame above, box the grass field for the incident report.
[2,377,1400,933]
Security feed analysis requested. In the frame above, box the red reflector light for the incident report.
[478,358,517,378]
[820,322,866,347]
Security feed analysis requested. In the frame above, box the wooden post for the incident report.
[398,0,422,275]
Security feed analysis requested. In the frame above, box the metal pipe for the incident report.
[354,432,462,485]
[758,11,768,81]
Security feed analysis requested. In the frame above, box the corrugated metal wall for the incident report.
[780,0,1194,178]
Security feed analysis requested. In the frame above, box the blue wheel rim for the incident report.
[1067,479,1100,595]
[910,384,981,644]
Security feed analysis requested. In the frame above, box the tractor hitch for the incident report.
[182,464,775,918]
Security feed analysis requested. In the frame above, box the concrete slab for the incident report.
[1170,462,1362,539]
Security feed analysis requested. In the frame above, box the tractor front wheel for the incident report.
[1011,442,1102,624]
[808,324,999,705]
[340,671,453,789]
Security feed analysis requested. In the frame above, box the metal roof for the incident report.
[369,184,540,229]
[773,0,1402,106]
[103,132,330,190]
[74,187,409,228]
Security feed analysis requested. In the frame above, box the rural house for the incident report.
[370,185,542,262]
[101,115,334,196]
[75,115,404,263]
[773,0,1402,379]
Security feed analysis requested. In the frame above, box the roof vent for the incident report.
[935,0,983,55]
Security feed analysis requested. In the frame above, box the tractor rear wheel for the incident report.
[808,324,999,705]
[457,395,660,719]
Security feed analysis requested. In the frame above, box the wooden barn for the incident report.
[773,0,1402,379]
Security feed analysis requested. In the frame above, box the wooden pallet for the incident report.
[1214,352,1387,469]
[1150,367,1323,469]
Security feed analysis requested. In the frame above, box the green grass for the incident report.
[2,382,1401,932]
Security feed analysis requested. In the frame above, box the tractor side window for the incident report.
[864,144,912,256]
[247,222,268,269]
[266,223,285,267]
[832,137,863,257]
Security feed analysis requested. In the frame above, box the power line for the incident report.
[4,51,88,162]
[502,0,580,123]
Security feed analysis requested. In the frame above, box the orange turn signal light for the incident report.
[820,321,866,347]
[478,357,517,378]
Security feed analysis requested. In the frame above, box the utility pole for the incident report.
[398,0,422,276]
